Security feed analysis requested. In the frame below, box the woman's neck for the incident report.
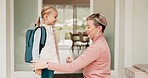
[92,32,103,42]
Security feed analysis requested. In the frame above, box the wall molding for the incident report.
[0,0,7,78]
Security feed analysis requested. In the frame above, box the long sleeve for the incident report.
[32,28,41,60]
[47,45,102,72]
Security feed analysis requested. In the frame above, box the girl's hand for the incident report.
[66,56,74,63]
[31,60,48,70]
[34,69,42,75]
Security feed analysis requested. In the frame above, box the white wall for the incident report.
[133,0,148,64]
[115,0,148,78]
[14,0,38,71]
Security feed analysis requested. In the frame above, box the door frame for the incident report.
[6,0,134,78]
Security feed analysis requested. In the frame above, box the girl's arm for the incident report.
[32,28,41,60]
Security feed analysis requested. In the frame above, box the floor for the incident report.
[54,73,83,78]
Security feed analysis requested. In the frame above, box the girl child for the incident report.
[32,6,60,78]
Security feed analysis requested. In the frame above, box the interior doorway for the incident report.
[12,0,117,77]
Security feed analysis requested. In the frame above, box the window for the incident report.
[50,5,90,47]
[77,7,90,32]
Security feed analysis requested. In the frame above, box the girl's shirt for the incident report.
[32,24,59,63]
[47,35,111,78]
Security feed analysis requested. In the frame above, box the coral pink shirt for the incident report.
[47,35,111,78]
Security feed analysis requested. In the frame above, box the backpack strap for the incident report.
[39,26,46,53]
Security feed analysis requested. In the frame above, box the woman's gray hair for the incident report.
[86,13,107,33]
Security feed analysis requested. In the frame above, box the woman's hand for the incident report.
[31,60,48,70]
[66,56,74,63]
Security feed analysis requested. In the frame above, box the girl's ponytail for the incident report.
[35,17,41,27]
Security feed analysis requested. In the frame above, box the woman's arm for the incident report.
[32,45,102,72]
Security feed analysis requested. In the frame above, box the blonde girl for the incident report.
[32,6,59,78]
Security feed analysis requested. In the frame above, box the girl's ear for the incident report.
[44,14,49,20]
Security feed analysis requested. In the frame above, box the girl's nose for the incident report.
[85,27,88,31]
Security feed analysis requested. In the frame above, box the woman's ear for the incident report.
[97,26,103,32]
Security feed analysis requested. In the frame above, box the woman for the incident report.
[32,13,111,78]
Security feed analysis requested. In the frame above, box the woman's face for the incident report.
[46,11,58,26]
[85,20,98,39]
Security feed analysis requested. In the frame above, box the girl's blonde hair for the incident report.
[36,6,57,26]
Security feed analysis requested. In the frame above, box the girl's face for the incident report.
[85,20,98,39]
[45,11,58,26]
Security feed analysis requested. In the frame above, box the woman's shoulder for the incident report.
[88,38,107,51]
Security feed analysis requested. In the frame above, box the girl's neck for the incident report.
[41,23,52,27]
[43,20,53,26]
